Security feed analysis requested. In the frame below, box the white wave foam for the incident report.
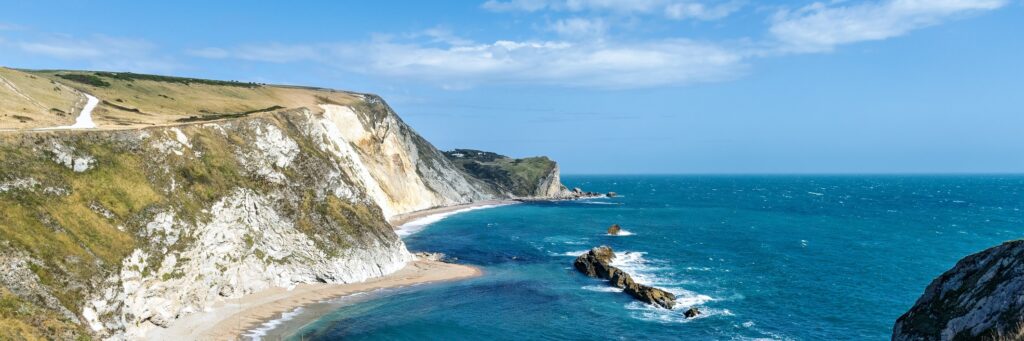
[582,285,624,293]
[607,230,634,236]
[396,203,514,237]
[581,201,621,205]
[243,307,304,341]
[553,250,589,257]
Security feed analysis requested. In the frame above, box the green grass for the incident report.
[55,74,110,87]
[93,71,260,88]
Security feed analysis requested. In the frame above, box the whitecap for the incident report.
[243,307,304,341]
[582,285,624,293]
[607,230,634,236]
[553,250,589,257]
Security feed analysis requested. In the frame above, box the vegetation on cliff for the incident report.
[443,149,558,197]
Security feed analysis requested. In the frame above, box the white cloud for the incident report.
[186,0,1009,90]
[482,0,551,12]
[665,1,742,21]
[0,23,25,31]
[770,0,1009,52]
[12,34,179,73]
[185,47,229,59]
[193,36,744,89]
[550,17,608,37]
[482,0,742,20]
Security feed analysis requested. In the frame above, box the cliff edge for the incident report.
[894,240,1024,341]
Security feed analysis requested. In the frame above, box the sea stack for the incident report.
[573,246,676,309]
[608,224,621,235]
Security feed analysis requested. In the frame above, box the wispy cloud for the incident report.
[186,0,1009,90]
[549,17,609,37]
[4,32,180,73]
[482,0,743,21]
[770,0,1009,52]
[191,34,745,89]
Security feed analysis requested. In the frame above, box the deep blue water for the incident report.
[289,176,1023,340]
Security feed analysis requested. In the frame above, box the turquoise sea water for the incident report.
[285,176,1023,340]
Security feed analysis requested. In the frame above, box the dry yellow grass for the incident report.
[0,68,82,129]
[0,68,365,130]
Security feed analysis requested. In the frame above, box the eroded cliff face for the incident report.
[893,240,1024,341]
[0,93,569,339]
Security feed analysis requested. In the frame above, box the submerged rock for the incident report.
[608,224,621,235]
[414,252,447,262]
[607,192,617,197]
[684,307,701,318]
[574,246,676,309]
[893,240,1024,341]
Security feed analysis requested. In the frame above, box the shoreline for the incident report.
[147,260,481,340]
[390,199,519,235]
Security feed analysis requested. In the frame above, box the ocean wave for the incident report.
[552,250,590,257]
[623,300,724,324]
[607,230,634,236]
[580,201,622,205]
[243,307,304,341]
[396,203,513,237]
[582,285,624,293]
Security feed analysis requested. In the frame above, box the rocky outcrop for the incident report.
[893,240,1024,341]
[574,246,676,309]
[608,224,622,235]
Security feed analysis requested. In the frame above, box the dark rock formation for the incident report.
[608,224,622,235]
[684,307,701,318]
[607,192,617,197]
[574,246,676,309]
[893,240,1024,341]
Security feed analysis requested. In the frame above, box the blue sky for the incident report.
[1,0,1021,173]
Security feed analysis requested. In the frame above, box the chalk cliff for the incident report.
[0,68,570,339]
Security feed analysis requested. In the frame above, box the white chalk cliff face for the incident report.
[0,93,566,340]
[316,101,497,220]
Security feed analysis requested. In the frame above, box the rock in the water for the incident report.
[414,252,447,262]
[607,192,617,197]
[893,240,1024,341]
[574,246,676,309]
[684,307,701,318]
[607,224,621,235]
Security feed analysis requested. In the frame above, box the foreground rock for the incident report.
[684,307,701,318]
[574,246,676,310]
[893,240,1024,341]
[608,224,622,235]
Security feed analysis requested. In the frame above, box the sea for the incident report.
[266,175,1023,340]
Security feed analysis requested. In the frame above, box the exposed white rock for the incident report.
[313,104,495,220]
[84,188,411,339]
[0,177,39,192]
[50,141,94,172]
[236,122,299,183]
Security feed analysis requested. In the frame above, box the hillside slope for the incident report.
[0,68,571,339]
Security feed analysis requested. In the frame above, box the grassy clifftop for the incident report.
[443,149,558,197]
[0,67,364,129]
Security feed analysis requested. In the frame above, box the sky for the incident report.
[1,0,1021,174]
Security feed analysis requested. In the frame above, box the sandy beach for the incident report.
[390,199,519,235]
[148,260,481,340]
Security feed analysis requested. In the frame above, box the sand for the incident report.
[390,199,519,234]
[148,260,481,340]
